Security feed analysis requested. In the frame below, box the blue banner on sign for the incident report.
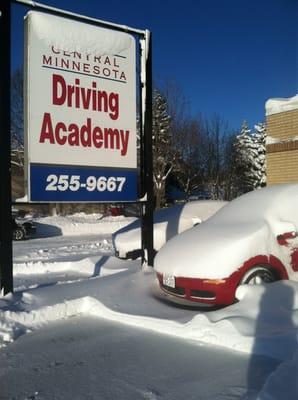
[30,164,138,202]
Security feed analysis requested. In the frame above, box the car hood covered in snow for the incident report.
[154,220,271,279]
[155,184,298,279]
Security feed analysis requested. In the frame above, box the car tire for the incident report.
[240,265,278,285]
[13,227,25,241]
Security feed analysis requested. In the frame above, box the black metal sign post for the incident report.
[141,31,154,267]
[0,0,13,294]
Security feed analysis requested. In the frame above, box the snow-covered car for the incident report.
[155,184,298,306]
[187,190,212,201]
[12,217,36,241]
[112,200,226,260]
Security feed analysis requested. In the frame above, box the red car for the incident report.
[155,184,298,306]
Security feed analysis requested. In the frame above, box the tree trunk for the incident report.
[49,203,58,216]
[155,191,162,209]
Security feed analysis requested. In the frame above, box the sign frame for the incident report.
[0,0,154,296]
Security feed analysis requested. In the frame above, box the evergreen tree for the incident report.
[234,121,266,194]
[253,122,267,188]
[152,90,176,208]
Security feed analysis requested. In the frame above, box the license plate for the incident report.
[163,275,175,288]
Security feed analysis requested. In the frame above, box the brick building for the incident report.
[266,95,298,185]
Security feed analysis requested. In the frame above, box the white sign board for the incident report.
[25,11,137,201]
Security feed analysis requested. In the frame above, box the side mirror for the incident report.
[192,218,201,227]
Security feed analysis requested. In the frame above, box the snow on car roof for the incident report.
[154,200,226,224]
[207,184,298,226]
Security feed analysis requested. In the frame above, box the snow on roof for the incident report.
[26,11,133,56]
[266,94,298,116]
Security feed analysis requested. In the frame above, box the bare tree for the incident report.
[173,118,205,195]
[157,83,236,201]
[11,68,24,144]
[200,114,230,199]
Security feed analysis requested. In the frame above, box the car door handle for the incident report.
[277,231,297,246]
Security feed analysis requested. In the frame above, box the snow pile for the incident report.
[84,278,298,362]
[35,213,136,237]
[1,258,298,362]
[14,258,98,276]
[0,260,298,398]
[0,296,91,347]
[266,94,298,116]
[14,257,125,278]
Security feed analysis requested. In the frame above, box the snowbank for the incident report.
[2,273,298,398]
[14,257,125,278]
[0,257,297,398]
[1,257,298,363]
[35,213,136,237]
[1,208,298,397]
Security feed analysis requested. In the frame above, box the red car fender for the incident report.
[232,254,289,284]
[156,255,289,306]
[195,255,288,305]
[220,254,289,304]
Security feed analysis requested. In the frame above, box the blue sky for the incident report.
[12,0,298,131]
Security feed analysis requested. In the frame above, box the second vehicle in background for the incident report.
[12,216,36,241]
[112,200,226,260]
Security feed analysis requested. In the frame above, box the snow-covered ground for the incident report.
[34,212,136,237]
[1,213,298,399]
